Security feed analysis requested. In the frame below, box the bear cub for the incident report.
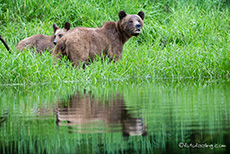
[16,22,71,53]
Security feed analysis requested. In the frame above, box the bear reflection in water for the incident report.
[56,92,147,137]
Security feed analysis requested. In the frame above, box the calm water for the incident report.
[0,80,230,154]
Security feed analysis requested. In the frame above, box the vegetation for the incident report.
[1,0,230,86]
[1,1,230,153]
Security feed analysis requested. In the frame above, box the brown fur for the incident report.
[52,11,144,67]
[16,22,70,53]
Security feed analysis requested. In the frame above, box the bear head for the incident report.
[118,11,145,37]
[53,22,71,45]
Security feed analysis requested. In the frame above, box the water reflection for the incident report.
[56,91,148,137]
[0,110,9,127]
[1,81,230,154]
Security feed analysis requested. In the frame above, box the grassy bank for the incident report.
[1,0,230,85]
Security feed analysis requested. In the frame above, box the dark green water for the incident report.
[0,80,230,154]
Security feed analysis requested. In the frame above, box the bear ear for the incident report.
[119,10,127,20]
[53,24,60,33]
[137,11,145,20]
[64,22,71,31]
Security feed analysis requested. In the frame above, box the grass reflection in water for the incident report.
[0,82,230,154]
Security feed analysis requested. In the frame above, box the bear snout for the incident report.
[136,24,141,30]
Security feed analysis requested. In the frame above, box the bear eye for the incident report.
[129,20,133,23]
[59,34,63,38]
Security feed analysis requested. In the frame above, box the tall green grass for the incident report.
[1,0,230,85]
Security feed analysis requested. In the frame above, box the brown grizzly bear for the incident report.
[52,11,144,67]
[16,22,71,53]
